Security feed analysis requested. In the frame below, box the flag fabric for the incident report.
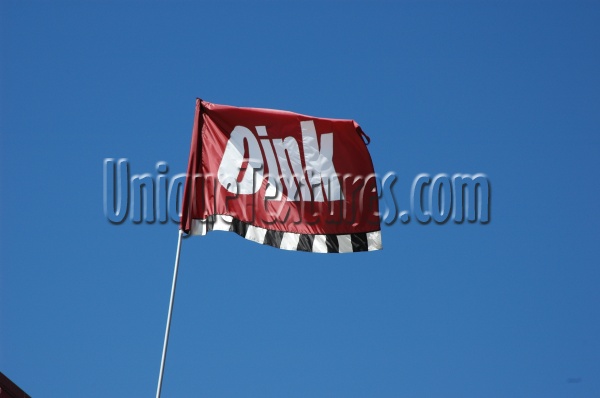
[180,99,382,253]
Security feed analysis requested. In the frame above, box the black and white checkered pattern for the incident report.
[189,215,382,253]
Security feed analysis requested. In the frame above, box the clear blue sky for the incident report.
[1,1,599,397]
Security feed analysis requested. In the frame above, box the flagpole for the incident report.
[156,229,184,398]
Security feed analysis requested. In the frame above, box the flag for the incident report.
[180,99,382,253]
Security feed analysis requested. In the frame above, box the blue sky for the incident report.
[1,1,599,397]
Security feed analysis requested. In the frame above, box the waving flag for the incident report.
[180,99,382,253]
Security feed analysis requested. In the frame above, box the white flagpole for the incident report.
[156,229,184,398]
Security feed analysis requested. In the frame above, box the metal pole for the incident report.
[156,229,184,398]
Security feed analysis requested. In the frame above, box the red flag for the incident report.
[180,99,382,253]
